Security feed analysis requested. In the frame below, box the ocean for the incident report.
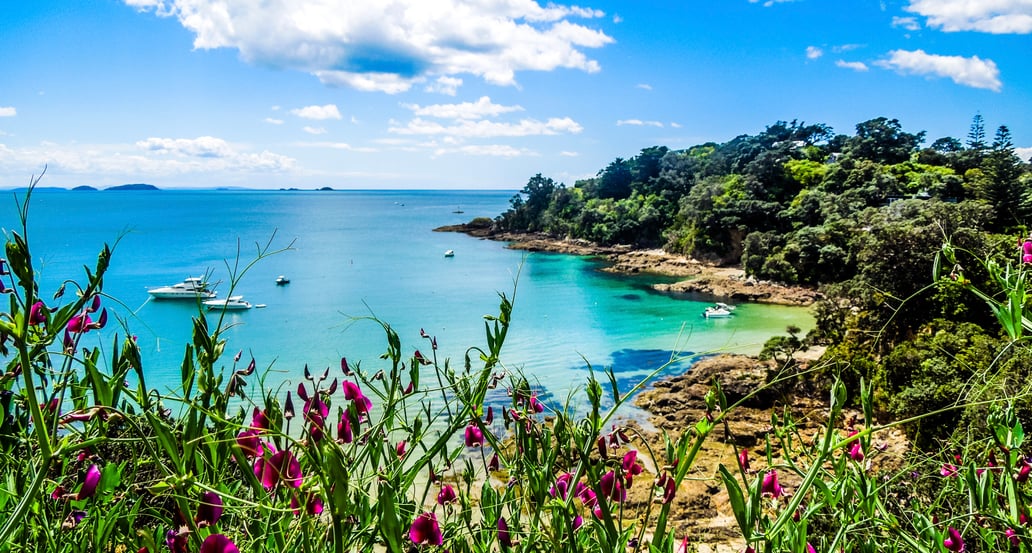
[3,188,813,413]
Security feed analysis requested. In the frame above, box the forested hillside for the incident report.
[495,114,1032,447]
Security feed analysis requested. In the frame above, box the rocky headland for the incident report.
[433,226,823,306]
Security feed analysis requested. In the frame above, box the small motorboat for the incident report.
[275,275,290,285]
[704,306,733,318]
[444,249,455,257]
[203,296,253,310]
[148,277,216,300]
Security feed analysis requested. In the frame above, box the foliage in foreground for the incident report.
[1,179,1031,552]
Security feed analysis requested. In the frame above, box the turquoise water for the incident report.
[4,189,812,411]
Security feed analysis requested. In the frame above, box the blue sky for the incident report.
[1,0,1030,189]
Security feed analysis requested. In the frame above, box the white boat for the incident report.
[704,306,733,318]
[148,277,216,299]
[275,275,290,285]
[203,296,252,310]
[444,250,455,257]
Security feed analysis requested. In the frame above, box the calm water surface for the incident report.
[4,189,813,413]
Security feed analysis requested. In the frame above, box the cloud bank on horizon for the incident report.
[0,0,1029,188]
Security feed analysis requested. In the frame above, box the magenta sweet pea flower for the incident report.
[409,512,443,546]
[257,450,303,490]
[600,470,626,502]
[342,380,372,413]
[848,441,864,462]
[550,472,574,499]
[488,452,500,471]
[247,406,268,431]
[761,470,784,498]
[199,534,239,553]
[943,526,964,552]
[622,450,644,487]
[396,440,407,458]
[437,484,457,505]
[497,517,512,548]
[738,449,750,473]
[77,464,101,500]
[28,301,47,326]
[337,413,353,443]
[465,424,485,447]
[290,492,324,517]
[1005,528,1020,547]
[940,463,959,478]
[195,491,224,526]
[235,429,264,458]
[806,543,816,553]
[68,308,107,334]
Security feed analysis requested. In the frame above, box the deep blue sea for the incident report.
[4,188,812,413]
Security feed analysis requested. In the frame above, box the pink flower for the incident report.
[600,470,626,503]
[199,534,239,553]
[437,484,457,505]
[195,491,223,526]
[409,512,443,546]
[77,464,101,500]
[1005,528,1020,547]
[465,424,485,447]
[235,429,264,458]
[848,441,864,462]
[396,440,407,458]
[738,449,750,472]
[943,526,964,552]
[550,472,575,499]
[806,543,816,553]
[488,452,500,472]
[497,517,512,548]
[940,463,959,478]
[28,301,47,325]
[761,470,784,498]
[622,450,644,487]
[657,472,677,504]
[1016,459,1031,483]
[68,308,107,333]
[337,413,353,443]
[256,450,303,490]
[342,380,372,413]
[290,493,324,517]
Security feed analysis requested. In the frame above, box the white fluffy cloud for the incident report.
[403,96,524,120]
[126,0,613,93]
[291,104,342,120]
[806,46,823,60]
[836,60,869,71]
[616,119,663,128]
[876,49,1002,91]
[0,107,16,117]
[1016,147,1032,162]
[388,117,582,137]
[0,137,295,181]
[906,0,1032,33]
[433,144,532,157]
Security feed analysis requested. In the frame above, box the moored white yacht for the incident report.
[148,277,216,299]
[203,296,252,310]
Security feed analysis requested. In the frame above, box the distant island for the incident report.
[72,185,98,191]
[106,183,159,191]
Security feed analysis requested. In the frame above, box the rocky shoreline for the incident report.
[433,226,823,306]
[435,225,858,550]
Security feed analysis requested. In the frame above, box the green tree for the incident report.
[843,117,926,165]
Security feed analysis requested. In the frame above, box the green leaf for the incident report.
[718,464,752,540]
